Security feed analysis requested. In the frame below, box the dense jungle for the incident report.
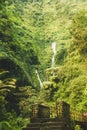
[0,0,87,130]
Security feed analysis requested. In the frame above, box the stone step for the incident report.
[45,126,62,130]
[27,121,63,127]
[23,126,62,130]
[30,118,50,123]
[30,118,64,123]
[22,127,40,130]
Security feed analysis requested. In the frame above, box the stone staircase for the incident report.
[22,101,87,130]
[23,118,68,130]
[22,102,71,130]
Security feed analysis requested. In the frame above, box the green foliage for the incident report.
[75,125,82,130]
[0,0,87,129]
[0,69,16,93]
[0,0,39,87]
[0,121,11,130]
[43,7,87,113]
[55,47,67,65]
[71,10,87,55]
[17,86,38,117]
[0,69,16,124]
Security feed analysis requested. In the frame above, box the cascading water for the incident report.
[52,42,56,68]
[35,70,43,88]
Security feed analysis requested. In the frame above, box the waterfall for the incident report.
[52,42,56,68]
[36,70,43,88]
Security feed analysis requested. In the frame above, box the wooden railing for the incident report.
[50,106,87,122]
[31,102,87,124]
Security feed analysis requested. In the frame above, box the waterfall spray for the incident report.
[52,42,56,68]
[36,70,43,88]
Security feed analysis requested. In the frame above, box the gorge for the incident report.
[0,0,87,130]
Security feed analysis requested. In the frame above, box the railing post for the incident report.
[56,101,70,121]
